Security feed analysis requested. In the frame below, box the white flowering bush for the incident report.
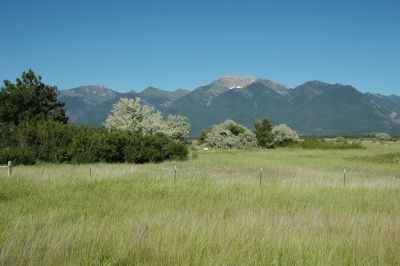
[272,124,299,146]
[375,132,391,144]
[204,120,257,149]
[104,98,191,144]
[237,130,258,149]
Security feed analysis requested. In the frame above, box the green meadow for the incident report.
[0,142,399,265]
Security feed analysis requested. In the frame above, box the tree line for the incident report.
[0,70,188,164]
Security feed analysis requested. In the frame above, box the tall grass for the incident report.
[0,142,399,265]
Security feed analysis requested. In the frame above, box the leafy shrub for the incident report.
[0,146,36,165]
[226,123,245,136]
[35,120,74,162]
[67,127,126,163]
[163,139,189,161]
[0,123,15,148]
[123,133,187,163]
[2,121,188,165]
[197,129,211,145]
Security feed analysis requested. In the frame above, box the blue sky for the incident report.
[0,0,399,94]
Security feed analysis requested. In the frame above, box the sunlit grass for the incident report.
[0,141,399,265]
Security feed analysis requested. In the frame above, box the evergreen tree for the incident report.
[253,118,274,148]
[0,70,67,126]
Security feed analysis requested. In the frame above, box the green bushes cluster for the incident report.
[199,119,300,149]
[0,121,188,165]
[289,138,363,150]
[0,147,36,165]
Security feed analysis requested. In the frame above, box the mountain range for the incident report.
[58,75,400,137]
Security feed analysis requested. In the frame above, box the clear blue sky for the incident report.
[0,0,399,94]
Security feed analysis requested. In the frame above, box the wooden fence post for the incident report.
[174,165,177,185]
[8,161,12,177]
[259,168,263,188]
[343,168,346,187]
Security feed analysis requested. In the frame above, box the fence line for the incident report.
[0,162,348,187]
[156,166,348,185]
[158,166,260,176]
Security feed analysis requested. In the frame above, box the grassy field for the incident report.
[0,141,399,265]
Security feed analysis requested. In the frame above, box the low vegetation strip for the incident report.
[289,138,364,150]
[350,152,400,164]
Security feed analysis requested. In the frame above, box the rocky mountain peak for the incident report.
[213,75,257,89]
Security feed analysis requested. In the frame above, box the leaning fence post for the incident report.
[8,161,12,177]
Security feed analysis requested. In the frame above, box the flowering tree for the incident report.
[104,98,191,144]
[104,98,163,135]
[163,115,191,144]
[272,124,299,146]
[140,104,164,135]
